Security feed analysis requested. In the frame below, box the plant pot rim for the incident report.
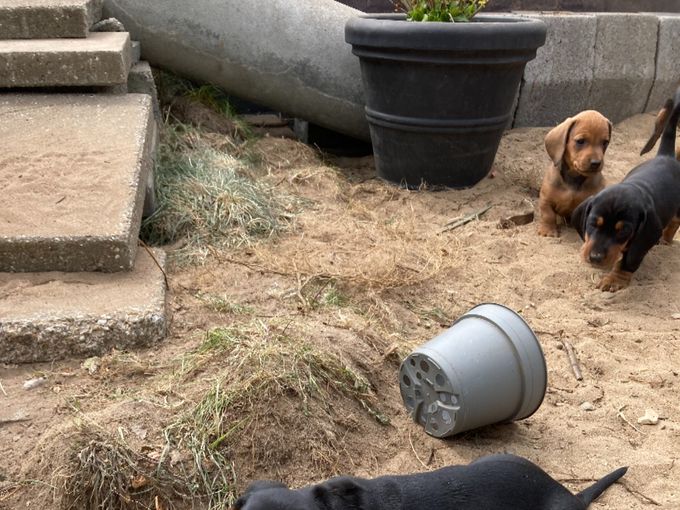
[345,13,547,51]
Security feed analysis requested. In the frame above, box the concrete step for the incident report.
[0,248,168,364]
[0,31,131,87]
[0,93,156,272]
[0,0,103,39]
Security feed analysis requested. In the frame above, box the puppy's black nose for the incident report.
[589,251,605,264]
[590,160,602,170]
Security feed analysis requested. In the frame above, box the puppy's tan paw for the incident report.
[537,223,559,237]
[596,271,632,292]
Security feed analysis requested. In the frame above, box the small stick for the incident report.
[614,405,643,434]
[561,340,583,381]
[138,239,169,290]
[0,415,30,426]
[408,429,430,470]
[0,379,6,396]
[439,205,492,233]
[293,262,307,308]
[557,477,598,484]
[620,482,662,506]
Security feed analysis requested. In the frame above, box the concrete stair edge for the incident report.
[0,0,104,40]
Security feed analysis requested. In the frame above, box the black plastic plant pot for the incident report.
[345,14,547,189]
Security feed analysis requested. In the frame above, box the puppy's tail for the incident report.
[640,98,673,156]
[641,87,680,157]
[576,466,628,506]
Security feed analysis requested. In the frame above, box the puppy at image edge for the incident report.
[234,454,627,510]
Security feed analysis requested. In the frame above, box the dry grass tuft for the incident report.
[249,137,322,173]
[63,435,191,510]
[141,124,299,264]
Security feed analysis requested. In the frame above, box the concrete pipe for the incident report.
[103,0,370,140]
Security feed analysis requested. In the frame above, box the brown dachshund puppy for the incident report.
[537,110,612,237]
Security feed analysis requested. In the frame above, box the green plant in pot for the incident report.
[345,1,547,189]
[402,0,488,22]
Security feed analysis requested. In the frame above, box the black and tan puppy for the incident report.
[234,454,627,510]
[538,110,612,237]
[572,88,680,292]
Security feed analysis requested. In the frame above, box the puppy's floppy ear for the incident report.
[234,480,288,509]
[571,196,594,240]
[312,477,365,509]
[545,116,576,166]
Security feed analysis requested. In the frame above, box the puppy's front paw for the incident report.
[597,271,632,292]
[537,223,559,237]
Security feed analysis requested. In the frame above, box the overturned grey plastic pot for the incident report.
[399,303,547,438]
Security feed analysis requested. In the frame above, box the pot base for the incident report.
[369,111,507,188]
[400,352,462,437]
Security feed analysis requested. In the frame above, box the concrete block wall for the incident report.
[646,14,680,113]
[589,14,657,123]
[513,11,680,127]
[513,13,598,127]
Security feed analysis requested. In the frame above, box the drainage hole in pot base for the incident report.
[399,353,461,438]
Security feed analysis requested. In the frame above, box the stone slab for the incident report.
[127,60,160,123]
[645,14,680,113]
[0,0,103,39]
[0,31,131,87]
[513,12,597,127]
[0,93,154,272]
[588,13,658,124]
[0,249,168,363]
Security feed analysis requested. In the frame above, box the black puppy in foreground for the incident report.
[234,454,627,510]
[572,86,680,291]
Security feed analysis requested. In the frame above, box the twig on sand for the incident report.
[620,482,662,506]
[614,404,643,434]
[408,429,432,470]
[139,239,169,290]
[0,379,6,396]
[439,204,493,233]
[561,340,583,381]
[0,414,30,427]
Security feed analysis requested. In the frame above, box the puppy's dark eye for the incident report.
[575,139,586,146]
[615,223,632,238]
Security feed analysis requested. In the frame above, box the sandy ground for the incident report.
[1,112,679,509]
